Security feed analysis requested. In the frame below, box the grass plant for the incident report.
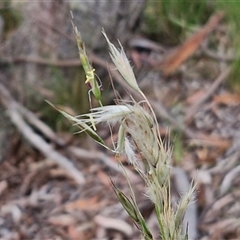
[50,21,195,239]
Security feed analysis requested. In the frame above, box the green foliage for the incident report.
[228,59,240,93]
[42,67,89,132]
[53,67,89,113]
[214,1,240,91]
[0,1,22,40]
[215,1,240,42]
[172,130,184,164]
[143,0,214,45]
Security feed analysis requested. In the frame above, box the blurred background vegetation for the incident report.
[0,0,239,129]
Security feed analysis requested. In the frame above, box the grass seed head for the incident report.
[102,30,142,94]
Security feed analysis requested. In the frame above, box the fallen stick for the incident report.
[68,146,139,183]
[0,83,85,185]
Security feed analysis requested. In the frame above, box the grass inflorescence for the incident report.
[50,21,195,240]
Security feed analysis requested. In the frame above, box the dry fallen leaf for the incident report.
[189,133,232,165]
[64,196,105,212]
[94,215,133,237]
[186,90,206,105]
[156,11,224,75]
[196,147,209,162]
[213,93,240,106]
[189,133,231,150]
[48,214,76,226]
[67,223,94,240]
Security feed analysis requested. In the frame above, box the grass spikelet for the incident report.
[50,27,195,240]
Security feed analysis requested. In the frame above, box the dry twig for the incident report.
[0,82,85,185]
[94,215,133,237]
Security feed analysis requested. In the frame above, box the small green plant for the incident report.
[49,21,195,239]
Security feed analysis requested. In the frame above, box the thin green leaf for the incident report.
[46,100,105,146]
